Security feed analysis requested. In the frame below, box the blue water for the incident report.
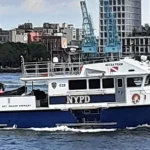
[0,127,150,150]
[0,73,48,92]
[0,73,150,150]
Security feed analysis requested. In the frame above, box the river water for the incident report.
[0,73,149,150]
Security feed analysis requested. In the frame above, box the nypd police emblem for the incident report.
[51,82,57,89]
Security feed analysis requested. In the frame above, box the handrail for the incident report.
[22,61,83,78]
[20,54,133,78]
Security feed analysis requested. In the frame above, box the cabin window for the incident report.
[118,79,123,87]
[127,77,143,87]
[102,78,114,88]
[89,79,100,89]
[69,80,87,90]
[145,75,150,86]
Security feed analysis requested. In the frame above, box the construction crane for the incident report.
[104,0,121,55]
[80,1,98,54]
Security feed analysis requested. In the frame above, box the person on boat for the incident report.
[0,83,5,94]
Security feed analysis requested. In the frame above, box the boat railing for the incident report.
[20,54,133,78]
[22,61,83,78]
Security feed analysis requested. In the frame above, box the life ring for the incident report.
[132,94,140,104]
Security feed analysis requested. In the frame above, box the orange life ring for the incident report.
[132,94,140,104]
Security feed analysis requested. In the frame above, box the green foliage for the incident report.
[0,42,48,67]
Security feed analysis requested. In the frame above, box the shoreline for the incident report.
[0,68,21,73]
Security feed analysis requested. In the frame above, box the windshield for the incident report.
[145,75,150,86]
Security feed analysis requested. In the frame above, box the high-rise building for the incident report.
[61,24,82,46]
[99,0,141,53]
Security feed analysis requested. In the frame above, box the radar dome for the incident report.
[53,57,58,63]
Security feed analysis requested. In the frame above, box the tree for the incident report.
[0,42,48,67]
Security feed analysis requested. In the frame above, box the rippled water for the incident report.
[0,73,48,92]
[0,73,149,150]
[1,126,150,150]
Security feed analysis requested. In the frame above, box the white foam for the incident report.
[29,126,116,133]
[2,124,17,130]
[126,124,150,130]
[2,124,150,132]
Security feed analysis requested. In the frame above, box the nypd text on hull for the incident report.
[67,96,90,104]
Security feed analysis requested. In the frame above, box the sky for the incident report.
[0,0,149,36]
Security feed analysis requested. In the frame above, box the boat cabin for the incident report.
[18,57,150,109]
[0,57,150,112]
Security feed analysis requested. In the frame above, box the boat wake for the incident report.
[29,124,150,132]
[1,124,150,133]
[29,126,116,133]
[126,124,150,130]
[2,126,116,133]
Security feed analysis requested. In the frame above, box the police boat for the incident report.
[0,56,149,129]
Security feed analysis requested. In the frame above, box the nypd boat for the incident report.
[0,56,150,129]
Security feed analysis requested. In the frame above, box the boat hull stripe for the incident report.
[49,94,115,104]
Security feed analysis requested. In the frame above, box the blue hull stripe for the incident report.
[101,105,150,129]
[0,105,149,129]
[0,110,78,128]
[49,94,115,104]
